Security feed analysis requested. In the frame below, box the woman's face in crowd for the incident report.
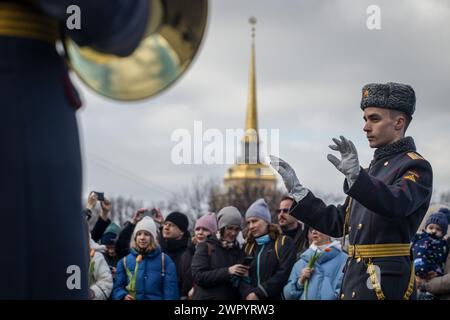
[246,217,268,238]
[136,231,152,249]
[194,227,211,243]
[426,223,444,238]
[222,225,240,242]
[308,228,331,246]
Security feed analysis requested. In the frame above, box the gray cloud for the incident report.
[76,0,450,206]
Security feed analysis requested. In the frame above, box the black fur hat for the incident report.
[360,82,416,116]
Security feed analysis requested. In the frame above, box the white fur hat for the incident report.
[133,216,157,240]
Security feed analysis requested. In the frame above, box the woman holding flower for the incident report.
[283,228,347,300]
[112,217,179,300]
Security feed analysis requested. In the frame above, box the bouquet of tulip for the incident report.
[125,254,142,300]
[303,247,331,300]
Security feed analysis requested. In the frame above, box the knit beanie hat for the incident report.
[195,212,218,234]
[104,222,120,236]
[165,211,189,233]
[100,222,120,245]
[133,216,157,240]
[100,232,118,246]
[245,198,271,224]
[425,207,450,234]
[217,206,243,230]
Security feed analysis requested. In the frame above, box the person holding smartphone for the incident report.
[240,199,296,300]
[191,206,247,300]
[85,191,113,243]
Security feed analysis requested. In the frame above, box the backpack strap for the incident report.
[123,257,133,283]
[274,235,286,261]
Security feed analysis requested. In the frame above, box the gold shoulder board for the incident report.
[407,152,424,160]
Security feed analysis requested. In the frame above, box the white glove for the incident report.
[269,155,309,203]
[327,136,361,187]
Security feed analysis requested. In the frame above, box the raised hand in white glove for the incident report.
[269,155,309,203]
[327,136,361,187]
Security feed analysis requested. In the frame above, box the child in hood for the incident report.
[412,207,450,300]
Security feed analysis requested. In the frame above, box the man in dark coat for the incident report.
[0,0,148,299]
[271,82,433,300]
[277,195,309,259]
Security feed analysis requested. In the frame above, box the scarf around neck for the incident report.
[255,234,271,245]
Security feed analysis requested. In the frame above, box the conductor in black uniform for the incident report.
[270,82,433,300]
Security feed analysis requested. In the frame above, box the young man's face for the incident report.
[363,107,403,148]
[277,199,297,229]
[163,221,184,240]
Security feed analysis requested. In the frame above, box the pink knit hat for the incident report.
[195,212,218,234]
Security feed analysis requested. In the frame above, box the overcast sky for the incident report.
[75,0,450,207]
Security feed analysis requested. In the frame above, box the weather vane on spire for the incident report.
[249,16,257,39]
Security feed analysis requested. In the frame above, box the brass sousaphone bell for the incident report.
[64,0,208,101]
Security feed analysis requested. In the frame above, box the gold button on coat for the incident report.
[352,292,356,298]
[357,223,363,229]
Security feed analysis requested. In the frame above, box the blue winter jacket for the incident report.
[112,247,179,300]
[283,244,347,300]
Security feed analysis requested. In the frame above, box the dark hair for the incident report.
[280,195,294,202]
[389,110,411,133]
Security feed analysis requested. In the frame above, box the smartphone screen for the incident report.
[95,192,104,201]
[242,256,254,266]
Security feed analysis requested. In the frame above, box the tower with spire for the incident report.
[223,17,277,190]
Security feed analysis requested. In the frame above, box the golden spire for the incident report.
[244,16,258,143]
[223,16,277,187]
